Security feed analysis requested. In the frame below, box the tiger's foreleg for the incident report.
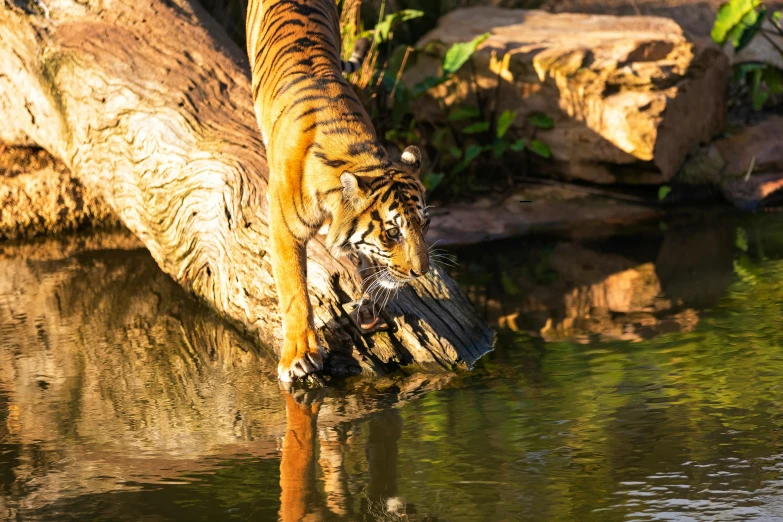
[268,179,326,382]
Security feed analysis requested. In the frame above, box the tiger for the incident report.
[246,0,431,382]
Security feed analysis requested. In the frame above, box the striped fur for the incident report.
[246,0,430,382]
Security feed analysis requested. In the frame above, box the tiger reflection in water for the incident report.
[279,389,406,521]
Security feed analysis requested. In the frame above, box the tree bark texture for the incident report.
[0,0,493,376]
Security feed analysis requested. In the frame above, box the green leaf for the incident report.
[432,127,450,149]
[448,106,481,121]
[462,121,490,134]
[500,271,520,295]
[492,140,508,159]
[421,171,445,192]
[528,139,552,158]
[374,9,425,44]
[390,98,410,128]
[448,146,463,159]
[510,139,526,152]
[527,112,554,130]
[463,144,483,164]
[711,0,761,45]
[733,5,766,52]
[451,162,468,175]
[658,185,672,201]
[752,87,769,110]
[764,67,783,94]
[411,76,445,97]
[733,62,766,82]
[442,33,490,76]
[496,110,517,138]
[399,9,424,21]
[452,144,482,175]
[751,67,769,110]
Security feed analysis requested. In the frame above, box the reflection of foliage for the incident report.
[390,215,783,519]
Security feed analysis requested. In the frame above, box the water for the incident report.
[3,213,783,520]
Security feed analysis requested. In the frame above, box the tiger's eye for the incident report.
[386,227,400,239]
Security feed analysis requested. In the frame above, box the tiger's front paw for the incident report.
[278,329,326,382]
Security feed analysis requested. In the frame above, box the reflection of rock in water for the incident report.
[656,219,736,309]
[459,218,736,343]
[0,231,453,516]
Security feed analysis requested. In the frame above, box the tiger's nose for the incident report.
[410,266,429,278]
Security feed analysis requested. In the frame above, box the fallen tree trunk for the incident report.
[0,0,493,376]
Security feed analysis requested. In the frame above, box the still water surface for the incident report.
[3,213,783,520]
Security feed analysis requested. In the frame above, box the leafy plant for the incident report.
[712,0,766,51]
[342,2,556,198]
[381,34,555,196]
[374,9,425,44]
[712,0,783,109]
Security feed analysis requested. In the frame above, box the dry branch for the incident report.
[0,0,493,376]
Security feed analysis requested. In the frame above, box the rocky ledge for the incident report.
[405,8,730,184]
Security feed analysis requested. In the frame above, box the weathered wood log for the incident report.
[0,145,120,240]
[0,0,493,376]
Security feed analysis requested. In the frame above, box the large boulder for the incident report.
[405,8,729,184]
[541,0,732,45]
[541,0,783,67]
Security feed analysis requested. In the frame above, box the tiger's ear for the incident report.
[401,145,422,175]
[340,172,365,205]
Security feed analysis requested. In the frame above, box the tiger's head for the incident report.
[327,145,430,290]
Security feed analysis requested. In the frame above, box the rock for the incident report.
[541,0,732,44]
[715,116,783,177]
[427,183,663,246]
[721,173,783,211]
[726,19,783,70]
[678,116,783,210]
[406,8,729,184]
[540,0,783,67]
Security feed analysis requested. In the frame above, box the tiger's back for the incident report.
[246,0,376,157]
